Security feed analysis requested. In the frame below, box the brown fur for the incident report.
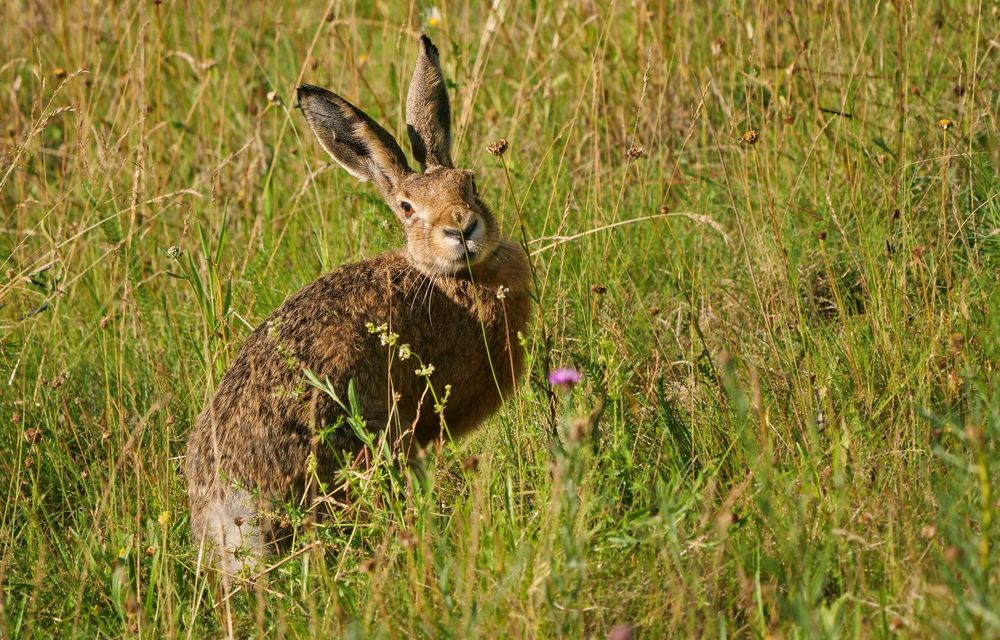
[184,35,532,582]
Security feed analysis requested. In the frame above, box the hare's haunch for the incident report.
[184,35,531,583]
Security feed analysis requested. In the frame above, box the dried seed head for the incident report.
[487,138,509,157]
[51,370,68,389]
[570,417,589,442]
[591,284,607,295]
[949,332,965,355]
[740,128,759,145]
[944,546,961,563]
[711,37,725,57]
[124,596,140,616]
[399,529,418,548]
[626,146,644,160]
[462,455,480,472]
[718,350,734,368]
[267,90,282,105]
[166,246,183,260]
[965,423,983,447]
[24,428,43,445]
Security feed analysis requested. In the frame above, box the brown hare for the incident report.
[184,35,531,582]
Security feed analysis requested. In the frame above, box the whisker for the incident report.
[423,272,438,325]
[410,269,433,312]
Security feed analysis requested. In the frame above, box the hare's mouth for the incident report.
[444,234,494,269]
[443,246,484,271]
[408,234,499,276]
[440,242,497,274]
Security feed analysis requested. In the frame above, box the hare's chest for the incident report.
[392,293,507,362]
[380,282,528,442]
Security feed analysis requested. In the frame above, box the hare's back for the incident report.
[185,254,409,489]
[234,252,418,386]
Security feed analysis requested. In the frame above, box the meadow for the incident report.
[1,1,999,637]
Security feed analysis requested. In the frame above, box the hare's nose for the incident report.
[444,218,478,240]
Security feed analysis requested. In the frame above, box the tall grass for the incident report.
[1,1,998,637]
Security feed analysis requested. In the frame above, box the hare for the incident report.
[184,35,531,582]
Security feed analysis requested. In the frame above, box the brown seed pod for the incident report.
[740,129,759,145]
[487,138,509,157]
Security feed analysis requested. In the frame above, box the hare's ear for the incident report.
[297,84,411,193]
[406,35,453,170]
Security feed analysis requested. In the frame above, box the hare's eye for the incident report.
[399,201,413,217]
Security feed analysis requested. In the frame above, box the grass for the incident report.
[1,0,998,637]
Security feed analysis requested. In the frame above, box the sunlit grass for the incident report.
[1,1,998,637]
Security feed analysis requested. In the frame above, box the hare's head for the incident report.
[298,36,500,276]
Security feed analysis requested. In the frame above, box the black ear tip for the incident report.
[297,85,345,111]
[419,34,439,56]
[297,84,322,99]
[298,84,339,104]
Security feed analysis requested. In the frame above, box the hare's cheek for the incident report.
[409,235,435,257]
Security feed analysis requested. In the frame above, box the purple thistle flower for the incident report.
[548,367,581,388]
[609,623,634,640]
